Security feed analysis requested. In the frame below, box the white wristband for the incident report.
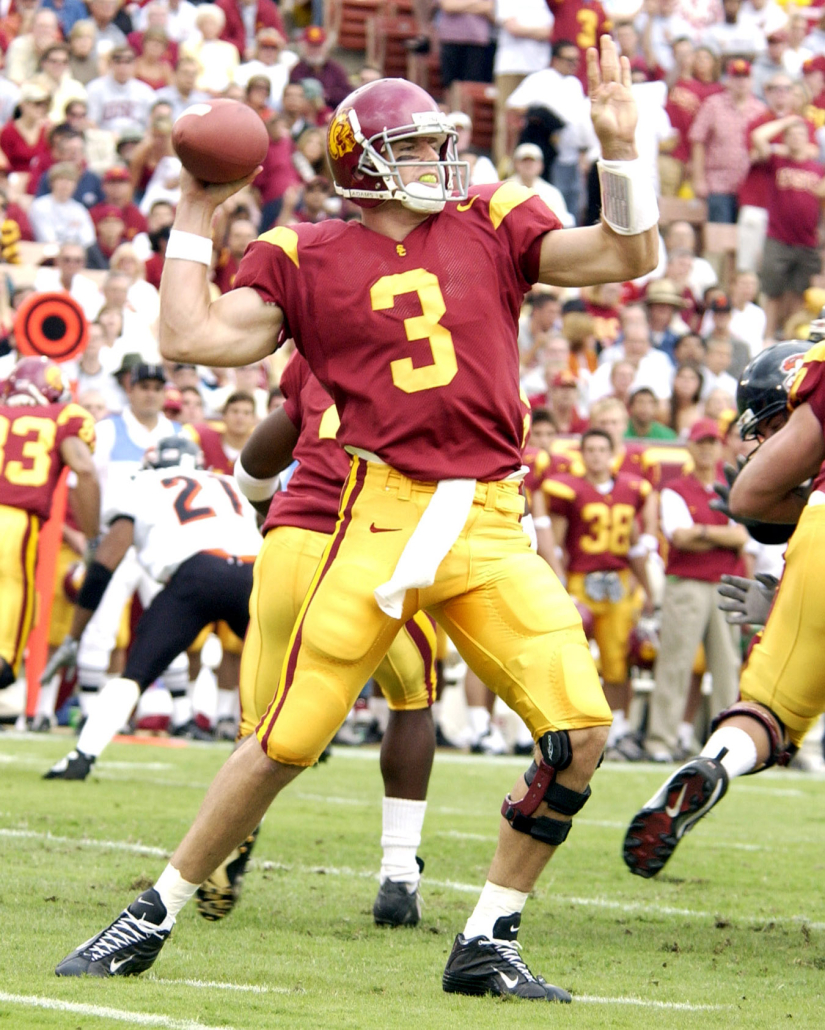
[166,229,213,265]
[597,158,659,236]
[234,456,278,503]
[532,515,551,529]
[639,532,659,555]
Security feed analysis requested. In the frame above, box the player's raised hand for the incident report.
[587,35,638,160]
[178,166,264,214]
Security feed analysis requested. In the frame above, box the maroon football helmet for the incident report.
[3,356,69,407]
[628,616,660,671]
[326,78,469,213]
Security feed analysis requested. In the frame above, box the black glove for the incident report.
[711,457,798,545]
[717,573,779,626]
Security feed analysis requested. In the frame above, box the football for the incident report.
[172,99,269,184]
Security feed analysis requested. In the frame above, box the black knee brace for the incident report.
[0,657,15,691]
[500,730,592,847]
[711,700,796,769]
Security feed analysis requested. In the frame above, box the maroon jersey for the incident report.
[739,113,818,209]
[90,201,147,241]
[213,249,241,295]
[544,471,650,573]
[789,341,825,492]
[236,182,561,482]
[546,0,611,86]
[187,422,233,475]
[764,154,824,249]
[0,401,95,522]
[664,474,743,581]
[262,352,349,536]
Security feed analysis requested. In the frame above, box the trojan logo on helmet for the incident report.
[326,78,469,214]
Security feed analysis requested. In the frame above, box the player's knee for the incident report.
[567,724,610,775]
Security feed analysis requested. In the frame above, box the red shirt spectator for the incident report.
[216,0,285,62]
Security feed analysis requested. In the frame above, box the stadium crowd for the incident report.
[1,0,825,775]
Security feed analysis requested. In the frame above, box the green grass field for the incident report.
[1,730,824,1030]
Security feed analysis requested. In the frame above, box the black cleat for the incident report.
[170,719,214,741]
[55,888,173,977]
[373,857,424,927]
[196,825,260,921]
[44,749,95,781]
[442,914,571,1001]
[623,751,729,878]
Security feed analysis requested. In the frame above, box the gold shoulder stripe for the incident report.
[318,404,340,440]
[258,226,300,268]
[488,182,538,230]
[542,479,576,501]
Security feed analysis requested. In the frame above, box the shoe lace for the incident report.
[490,937,536,982]
[87,911,161,962]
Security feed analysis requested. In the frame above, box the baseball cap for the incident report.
[94,204,126,223]
[19,82,51,104]
[726,58,751,77]
[163,385,183,412]
[551,370,578,389]
[113,352,142,378]
[708,293,732,313]
[513,142,544,162]
[103,166,131,183]
[688,417,722,443]
[644,278,687,308]
[256,27,283,46]
[131,362,166,385]
[301,25,327,46]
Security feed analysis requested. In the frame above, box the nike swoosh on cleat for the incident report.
[369,523,401,533]
[664,784,688,819]
[494,969,519,990]
[109,956,132,974]
[457,195,478,212]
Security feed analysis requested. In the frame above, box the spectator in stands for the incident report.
[142,221,169,289]
[86,45,156,136]
[644,418,748,762]
[93,267,158,356]
[77,387,109,420]
[33,239,102,318]
[702,336,739,398]
[68,20,100,86]
[664,45,723,197]
[582,283,622,347]
[89,204,127,265]
[135,0,198,47]
[592,305,674,404]
[547,0,611,88]
[88,0,129,59]
[207,362,269,419]
[30,42,87,123]
[0,80,51,176]
[752,115,825,339]
[507,142,573,226]
[188,390,257,473]
[667,361,704,435]
[690,57,768,223]
[446,111,498,184]
[784,12,813,78]
[108,243,160,330]
[545,369,588,434]
[244,73,274,121]
[637,0,695,80]
[507,39,597,223]
[663,247,701,331]
[518,290,561,364]
[96,304,124,350]
[178,384,204,424]
[126,103,176,202]
[90,165,146,241]
[216,0,285,62]
[42,0,89,37]
[234,27,297,101]
[643,277,691,358]
[663,220,718,303]
[492,0,552,165]
[606,360,636,410]
[213,216,256,294]
[751,28,790,101]
[563,305,600,381]
[132,27,174,90]
[291,125,326,183]
[5,7,61,84]
[280,81,312,141]
[154,57,209,122]
[29,161,96,247]
[728,270,767,352]
[702,0,765,62]
[277,174,334,226]
[433,0,496,89]
[75,320,121,409]
[181,6,240,95]
[626,385,678,439]
[31,124,104,210]
[287,26,352,110]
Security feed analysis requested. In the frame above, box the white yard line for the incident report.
[0,992,237,1030]
[576,995,730,1010]
[148,978,299,994]
[0,828,169,857]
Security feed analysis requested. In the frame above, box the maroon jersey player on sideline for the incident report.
[545,429,652,760]
[56,38,658,1001]
[0,357,99,694]
[207,350,438,928]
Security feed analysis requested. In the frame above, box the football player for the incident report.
[623,340,814,878]
[0,357,98,695]
[42,436,261,780]
[545,428,653,760]
[206,350,438,928]
[56,40,658,1002]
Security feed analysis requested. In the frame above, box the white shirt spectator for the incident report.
[234,51,299,102]
[86,73,156,135]
[507,172,573,226]
[136,0,199,44]
[33,265,103,321]
[29,194,96,247]
[507,66,598,165]
[702,19,766,59]
[700,365,739,399]
[494,0,553,76]
[738,0,789,41]
[591,345,674,402]
[634,8,695,74]
[153,82,211,122]
[729,301,767,356]
[631,81,675,193]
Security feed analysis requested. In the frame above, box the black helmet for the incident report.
[142,435,203,470]
[736,342,810,440]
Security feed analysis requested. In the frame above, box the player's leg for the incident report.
[431,514,609,1001]
[0,505,38,695]
[599,583,645,760]
[624,513,825,877]
[372,610,437,926]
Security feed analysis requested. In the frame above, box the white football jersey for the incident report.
[112,466,262,583]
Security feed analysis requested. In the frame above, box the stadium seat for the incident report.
[366,14,418,78]
[449,81,497,153]
[327,0,384,52]
[657,195,708,228]
[702,222,738,291]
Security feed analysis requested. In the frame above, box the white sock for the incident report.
[36,677,59,719]
[677,720,695,750]
[514,717,534,748]
[171,693,192,727]
[153,864,198,920]
[380,796,427,886]
[216,688,238,721]
[700,725,758,779]
[77,677,140,758]
[606,709,629,747]
[468,706,490,743]
[463,880,529,941]
[368,695,390,734]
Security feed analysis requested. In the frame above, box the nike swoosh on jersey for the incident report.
[456,195,478,212]
[664,784,688,819]
[369,523,401,533]
[494,968,519,990]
